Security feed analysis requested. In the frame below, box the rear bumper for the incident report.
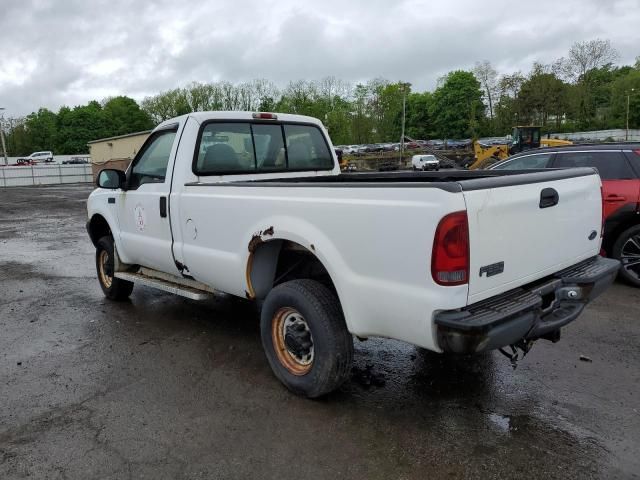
[435,256,620,354]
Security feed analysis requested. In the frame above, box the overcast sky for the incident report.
[0,0,637,117]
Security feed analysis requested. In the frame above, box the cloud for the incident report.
[0,0,637,117]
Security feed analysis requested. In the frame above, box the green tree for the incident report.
[374,82,408,142]
[493,72,525,134]
[405,91,434,139]
[55,101,109,154]
[103,96,154,135]
[473,60,499,127]
[141,88,191,123]
[350,83,375,144]
[610,69,640,129]
[4,118,30,156]
[561,39,619,128]
[431,71,484,139]
[517,65,568,131]
[22,108,57,152]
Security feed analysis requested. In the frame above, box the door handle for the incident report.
[605,195,626,203]
[539,188,559,208]
[159,197,167,218]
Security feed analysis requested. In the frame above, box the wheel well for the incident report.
[88,214,112,247]
[247,240,336,300]
[603,217,640,255]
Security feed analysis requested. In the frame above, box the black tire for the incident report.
[260,279,353,398]
[95,236,134,300]
[612,224,640,287]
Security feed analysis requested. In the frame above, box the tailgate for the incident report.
[461,169,603,304]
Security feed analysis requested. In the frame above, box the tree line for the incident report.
[3,39,639,155]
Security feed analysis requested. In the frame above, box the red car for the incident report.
[490,144,640,287]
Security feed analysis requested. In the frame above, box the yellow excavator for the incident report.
[469,126,572,170]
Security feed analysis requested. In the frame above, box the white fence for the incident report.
[0,164,93,187]
[548,129,640,142]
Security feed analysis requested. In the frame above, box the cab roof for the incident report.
[155,111,325,131]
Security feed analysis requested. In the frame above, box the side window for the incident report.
[492,153,553,170]
[625,151,640,176]
[195,123,255,174]
[284,125,333,170]
[129,129,177,189]
[554,152,634,180]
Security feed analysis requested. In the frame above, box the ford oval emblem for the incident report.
[588,230,598,241]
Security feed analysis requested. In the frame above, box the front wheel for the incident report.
[260,279,353,398]
[612,225,640,287]
[96,236,134,300]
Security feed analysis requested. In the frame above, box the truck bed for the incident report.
[187,168,597,192]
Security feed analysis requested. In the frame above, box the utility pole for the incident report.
[0,108,8,166]
[626,88,634,141]
[399,82,410,164]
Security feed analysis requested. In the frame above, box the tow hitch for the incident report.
[498,339,535,369]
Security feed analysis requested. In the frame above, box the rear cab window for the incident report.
[194,121,333,175]
[553,151,635,180]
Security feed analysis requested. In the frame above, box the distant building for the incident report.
[88,130,151,179]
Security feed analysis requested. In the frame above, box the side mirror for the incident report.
[97,169,126,189]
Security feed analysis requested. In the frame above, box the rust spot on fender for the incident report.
[248,234,263,253]
[310,244,315,251]
[248,226,275,252]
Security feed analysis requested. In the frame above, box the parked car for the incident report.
[490,144,640,287]
[15,158,37,166]
[393,142,419,151]
[62,156,90,165]
[18,151,54,163]
[342,145,359,155]
[447,139,472,150]
[87,111,618,397]
[412,154,439,171]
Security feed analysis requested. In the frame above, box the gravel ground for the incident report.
[0,184,639,479]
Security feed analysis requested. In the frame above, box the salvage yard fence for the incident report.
[0,164,93,187]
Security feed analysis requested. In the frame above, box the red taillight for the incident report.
[633,149,640,156]
[431,211,470,286]
[252,112,278,120]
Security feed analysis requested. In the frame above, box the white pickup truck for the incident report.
[87,111,619,397]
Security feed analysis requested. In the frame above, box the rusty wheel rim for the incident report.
[98,250,113,289]
[271,307,314,376]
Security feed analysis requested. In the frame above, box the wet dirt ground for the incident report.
[1,184,639,479]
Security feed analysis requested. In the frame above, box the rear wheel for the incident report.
[260,279,353,398]
[96,236,134,300]
[612,225,640,287]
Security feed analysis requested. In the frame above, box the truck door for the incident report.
[117,125,180,275]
